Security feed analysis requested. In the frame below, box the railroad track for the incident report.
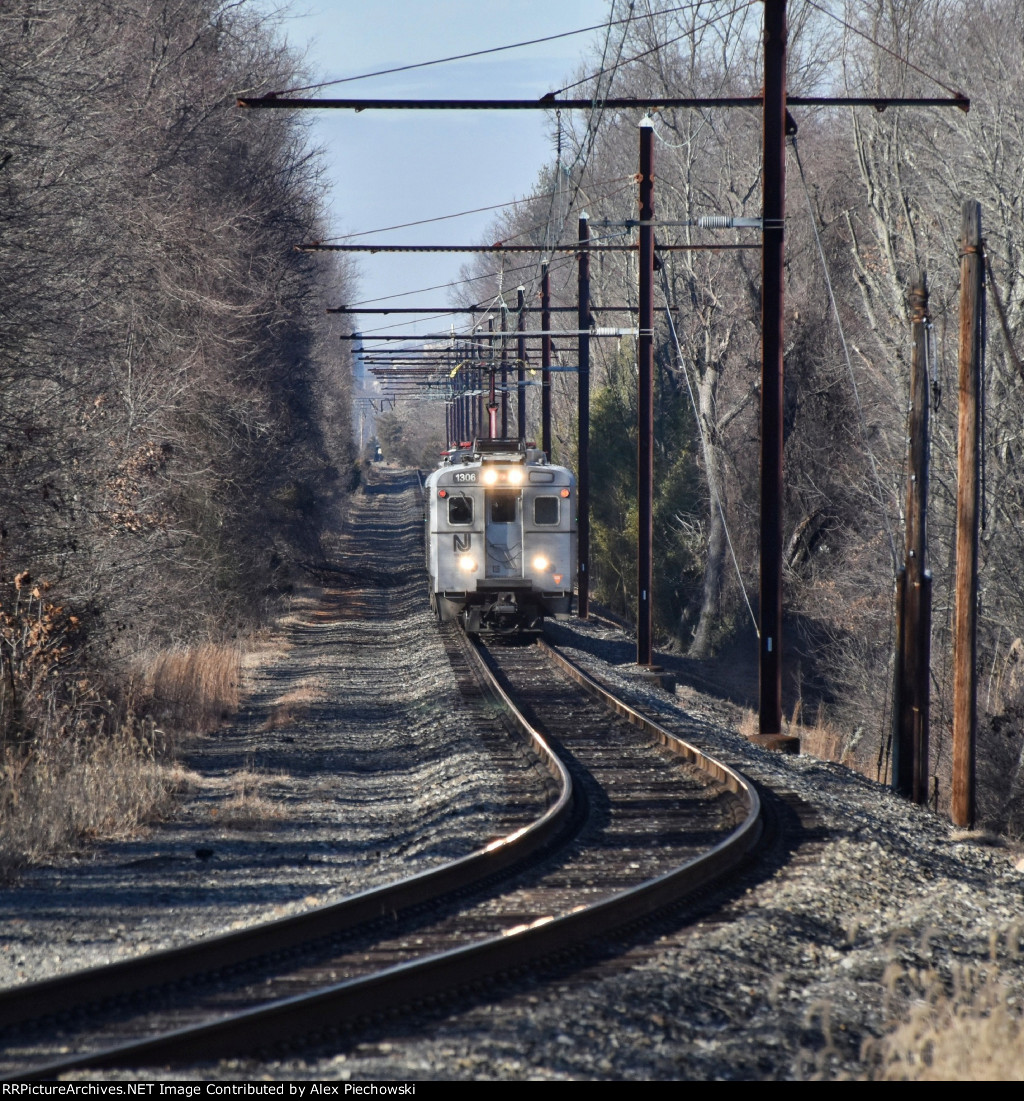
[0,628,762,1079]
[0,486,765,1081]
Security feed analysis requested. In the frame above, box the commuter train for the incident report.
[424,438,577,634]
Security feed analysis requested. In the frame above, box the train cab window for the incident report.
[534,497,559,525]
[448,495,473,524]
[489,493,517,524]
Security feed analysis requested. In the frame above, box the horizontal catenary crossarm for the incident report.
[301,242,757,253]
[328,305,637,313]
[239,94,969,112]
[347,330,640,340]
[369,369,579,377]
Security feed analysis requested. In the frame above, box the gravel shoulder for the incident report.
[6,467,1024,1080]
[0,471,540,988]
[266,626,1024,1081]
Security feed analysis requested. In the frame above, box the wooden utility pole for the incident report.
[952,201,983,827]
[893,272,933,803]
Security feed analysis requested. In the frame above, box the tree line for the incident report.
[458,0,1024,830]
[0,1,354,752]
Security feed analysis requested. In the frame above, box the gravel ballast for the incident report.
[0,473,541,987]
[4,467,1024,1080]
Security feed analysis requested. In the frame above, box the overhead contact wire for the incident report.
[803,0,966,101]
[265,2,717,97]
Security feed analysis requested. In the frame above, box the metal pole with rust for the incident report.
[894,273,932,803]
[637,119,655,668]
[467,340,475,441]
[753,0,795,750]
[469,339,479,440]
[459,343,469,442]
[578,212,592,620]
[453,352,463,442]
[952,201,983,827]
[500,304,509,439]
[487,316,498,439]
[516,287,528,441]
[541,264,552,458]
[476,338,485,440]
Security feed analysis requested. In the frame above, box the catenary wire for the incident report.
[266,2,717,97]
[802,0,966,100]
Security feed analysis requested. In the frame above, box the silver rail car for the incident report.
[424,438,577,634]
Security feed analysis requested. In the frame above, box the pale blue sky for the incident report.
[252,1,612,328]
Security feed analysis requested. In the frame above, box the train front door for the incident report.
[484,490,523,580]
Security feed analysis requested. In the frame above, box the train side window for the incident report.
[448,495,473,524]
[490,493,517,523]
[534,496,559,525]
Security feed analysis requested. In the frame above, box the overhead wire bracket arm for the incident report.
[300,243,758,253]
[238,95,969,111]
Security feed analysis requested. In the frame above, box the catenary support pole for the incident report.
[458,346,467,442]
[637,119,655,668]
[578,213,592,620]
[541,264,552,458]
[952,201,983,827]
[500,305,509,439]
[469,342,477,439]
[517,287,527,440]
[894,272,932,803]
[753,0,798,751]
[487,317,498,439]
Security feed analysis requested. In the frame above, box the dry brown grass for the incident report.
[739,701,877,776]
[0,719,173,878]
[143,642,241,733]
[797,705,854,763]
[216,768,286,830]
[737,708,759,739]
[261,683,319,731]
[0,641,245,874]
[865,939,1024,1080]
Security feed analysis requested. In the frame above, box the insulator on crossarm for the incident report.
[696,215,762,229]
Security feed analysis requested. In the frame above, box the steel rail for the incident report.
[13,636,763,1077]
[537,639,743,789]
[0,641,573,1036]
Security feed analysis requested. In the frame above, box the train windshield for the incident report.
[489,492,517,523]
[534,497,559,525]
[448,495,473,524]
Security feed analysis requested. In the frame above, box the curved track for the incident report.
[0,472,765,1079]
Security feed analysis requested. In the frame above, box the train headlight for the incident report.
[458,555,478,573]
[532,554,550,572]
[482,468,498,485]
[507,466,524,486]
